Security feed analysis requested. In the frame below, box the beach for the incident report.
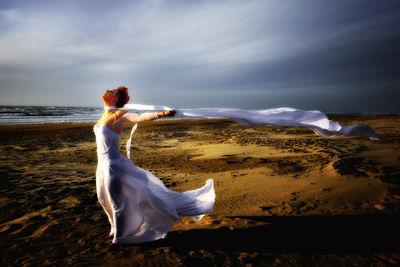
[1,116,400,266]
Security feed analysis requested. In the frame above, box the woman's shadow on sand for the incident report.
[139,215,400,253]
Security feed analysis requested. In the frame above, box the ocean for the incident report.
[0,106,104,125]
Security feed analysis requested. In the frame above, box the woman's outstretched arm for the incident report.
[120,110,175,124]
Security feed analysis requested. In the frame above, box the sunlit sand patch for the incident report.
[164,140,309,161]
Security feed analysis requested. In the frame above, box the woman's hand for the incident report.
[157,110,176,118]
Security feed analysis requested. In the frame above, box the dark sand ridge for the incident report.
[1,116,400,266]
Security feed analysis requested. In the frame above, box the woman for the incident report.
[94,86,215,244]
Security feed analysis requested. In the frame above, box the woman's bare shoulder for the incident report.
[116,109,128,118]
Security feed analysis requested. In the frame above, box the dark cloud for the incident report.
[0,0,399,112]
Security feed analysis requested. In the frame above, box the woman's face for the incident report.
[102,89,119,106]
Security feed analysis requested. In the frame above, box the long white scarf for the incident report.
[123,104,381,159]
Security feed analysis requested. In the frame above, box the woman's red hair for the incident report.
[117,86,128,92]
[116,86,130,108]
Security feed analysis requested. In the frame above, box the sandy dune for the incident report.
[1,116,400,266]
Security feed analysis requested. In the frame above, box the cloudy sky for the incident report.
[0,0,399,113]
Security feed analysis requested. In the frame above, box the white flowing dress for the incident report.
[94,124,215,244]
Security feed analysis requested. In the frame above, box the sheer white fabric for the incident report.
[94,124,215,244]
[176,107,381,139]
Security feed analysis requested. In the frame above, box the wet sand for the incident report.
[1,116,400,266]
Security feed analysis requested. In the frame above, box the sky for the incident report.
[0,0,399,113]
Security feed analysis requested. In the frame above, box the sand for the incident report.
[1,116,400,266]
